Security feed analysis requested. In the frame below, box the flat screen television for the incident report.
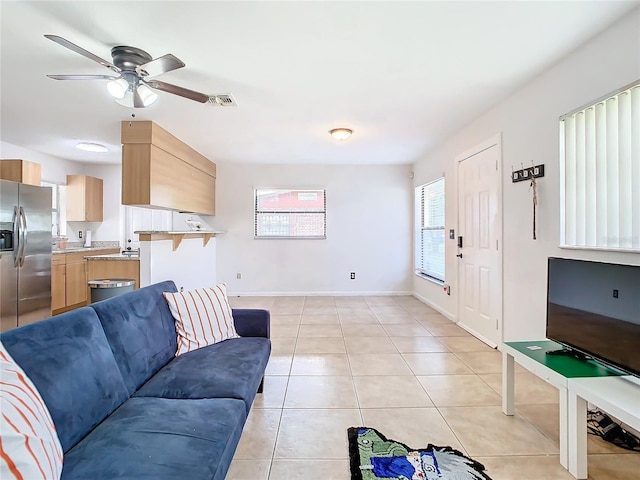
[546,257,640,377]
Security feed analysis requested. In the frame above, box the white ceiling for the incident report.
[1,1,638,166]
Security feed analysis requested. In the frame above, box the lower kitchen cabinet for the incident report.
[65,260,87,306]
[52,249,119,315]
[51,257,66,311]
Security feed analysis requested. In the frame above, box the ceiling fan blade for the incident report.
[44,34,120,73]
[47,74,118,80]
[146,80,209,103]
[137,54,185,78]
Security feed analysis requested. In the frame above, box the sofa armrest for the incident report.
[232,309,270,339]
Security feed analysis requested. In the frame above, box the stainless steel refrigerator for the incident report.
[1,179,52,332]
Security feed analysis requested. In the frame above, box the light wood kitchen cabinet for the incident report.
[87,259,140,293]
[51,256,66,311]
[65,257,87,306]
[52,249,119,315]
[66,175,103,221]
[0,159,42,186]
[121,121,216,215]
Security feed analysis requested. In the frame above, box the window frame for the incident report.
[254,188,327,239]
[41,181,64,237]
[414,177,445,283]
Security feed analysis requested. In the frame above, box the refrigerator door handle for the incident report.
[18,206,27,267]
[13,205,20,268]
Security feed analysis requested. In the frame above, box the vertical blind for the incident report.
[415,178,445,281]
[560,82,640,251]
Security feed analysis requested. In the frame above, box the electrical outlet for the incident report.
[613,289,619,298]
[350,272,356,280]
[236,273,242,280]
[78,231,82,239]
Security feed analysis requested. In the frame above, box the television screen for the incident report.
[546,257,640,377]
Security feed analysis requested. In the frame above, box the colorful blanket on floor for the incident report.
[348,427,492,480]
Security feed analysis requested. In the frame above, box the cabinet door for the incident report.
[66,261,87,306]
[85,176,103,221]
[51,264,66,310]
[66,175,103,221]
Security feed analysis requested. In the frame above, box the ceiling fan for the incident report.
[45,34,210,108]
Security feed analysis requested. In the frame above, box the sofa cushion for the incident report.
[0,342,63,479]
[0,308,129,453]
[134,337,271,413]
[61,397,246,480]
[164,283,239,356]
[91,280,179,396]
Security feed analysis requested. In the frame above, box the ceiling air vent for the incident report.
[208,94,237,107]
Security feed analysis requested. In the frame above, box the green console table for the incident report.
[501,340,622,478]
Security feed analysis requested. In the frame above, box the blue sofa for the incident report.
[0,280,271,480]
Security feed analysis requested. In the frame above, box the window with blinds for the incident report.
[415,178,445,281]
[255,188,326,238]
[560,80,640,251]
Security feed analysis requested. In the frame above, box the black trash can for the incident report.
[89,279,135,303]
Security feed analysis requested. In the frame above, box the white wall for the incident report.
[212,163,413,295]
[412,9,640,341]
[140,237,217,291]
[1,141,83,184]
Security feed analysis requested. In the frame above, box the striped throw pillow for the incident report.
[0,342,63,480]
[163,283,239,356]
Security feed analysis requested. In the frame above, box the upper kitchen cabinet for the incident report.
[66,175,103,221]
[0,159,41,186]
[121,121,216,216]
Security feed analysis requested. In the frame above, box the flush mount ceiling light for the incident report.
[329,128,353,141]
[76,142,108,153]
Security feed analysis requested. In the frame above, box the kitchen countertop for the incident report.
[134,230,224,234]
[52,241,120,255]
[52,246,120,255]
[84,253,140,261]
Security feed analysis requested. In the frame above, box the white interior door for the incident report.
[457,136,502,347]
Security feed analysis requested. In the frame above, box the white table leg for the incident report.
[558,386,568,469]
[502,351,515,415]
[568,389,588,479]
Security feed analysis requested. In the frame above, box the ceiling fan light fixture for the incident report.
[137,84,158,107]
[76,142,108,153]
[330,128,353,141]
[115,89,134,108]
[106,77,128,99]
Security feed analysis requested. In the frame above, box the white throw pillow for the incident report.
[0,341,63,480]
[164,283,239,356]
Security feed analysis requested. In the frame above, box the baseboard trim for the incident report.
[227,290,414,297]
[412,292,456,323]
[457,322,498,349]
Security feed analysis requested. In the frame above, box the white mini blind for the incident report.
[560,81,640,251]
[415,178,445,281]
[254,188,326,238]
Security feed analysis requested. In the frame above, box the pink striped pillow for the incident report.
[0,342,63,480]
[163,283,239,356]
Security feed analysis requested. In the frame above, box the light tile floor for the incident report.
[227,295,639,480]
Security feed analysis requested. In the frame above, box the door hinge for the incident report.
[495,160,498,171]
[496,318,498,330]
[496,240,498,250]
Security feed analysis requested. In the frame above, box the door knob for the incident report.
[456,253,463,258]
